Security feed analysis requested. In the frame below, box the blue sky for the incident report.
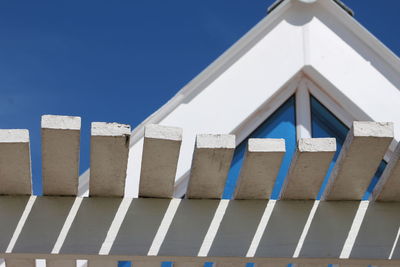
[0,0,399,195]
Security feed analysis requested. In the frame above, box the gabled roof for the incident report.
[78,0,400,197]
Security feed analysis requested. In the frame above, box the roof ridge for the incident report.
[267,0,354,16]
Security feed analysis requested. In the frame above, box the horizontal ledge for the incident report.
[1,254,399,265]
[2,197,400,261]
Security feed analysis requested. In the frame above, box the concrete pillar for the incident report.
[41,115,81,196]
[373,141,400,201]
[0,129,31,195]
[234,138,285,199]
[280,138,336,200]
[139,124,182,198]
[323,122,393,200]
[186,134,235,199]
[89,122,131,197]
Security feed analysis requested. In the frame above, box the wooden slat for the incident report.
[46,259,76,267]
[139,124,182,198]
[5,259,35,267]
[0,130,31,195]
[41,115,81,196]
[372,141,400,201]
[89,122,131,197]
[323,122,393,200]
[280,138,336,200]
[186,134,235,199]
[234,138,285,200]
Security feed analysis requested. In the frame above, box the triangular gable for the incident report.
[78,0,400,197]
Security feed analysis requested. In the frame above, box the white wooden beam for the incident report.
[90,122,131,197]
[41,115,81,196]
[323,122,393,200]
[280,138,336,200]
[0,130,31,195]
[139,124,182,198]
[186,134,235,199]
[234,139,285,200]
[5,259,35,267]
[372,141,400,201]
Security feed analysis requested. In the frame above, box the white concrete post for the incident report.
[280,138,336,200]
[139,124,182,198]
[90,122,131,197]
[0,129,31,195]
[323,122,393,200]
[41,115,81,196]
[234,138,285,199]
[186,134,235,199]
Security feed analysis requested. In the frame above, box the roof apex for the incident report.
[267,0,354,16]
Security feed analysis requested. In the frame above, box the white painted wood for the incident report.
[139,124,182,198]
[0,129,31,195]
[90,122,131,197]
[280,138,336,200]
[234,139,285,200]
[87,260,117,267]
[296,80,312,140]
[323,122,393,200]
[41,115,81,196]
[46,259,76,267]
[372,141,400,201]
[5,259,35,267]
[186,135,235,199]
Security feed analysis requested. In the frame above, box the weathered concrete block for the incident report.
[5,259,35,267]
[323,122,393,200]
[90,122,131,197]
[0,129,31,195]
[234,138,285,200]
[280,138,336,200]
[41,115,81,196]
[186,134,235,199]
[139,124,182,198]
[46,259,76,267]
[372,141,400,201]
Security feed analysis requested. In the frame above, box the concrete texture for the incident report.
[0,129,31,195]
[5,259,35,267]
[41,115,81,196]
[323,122,393,200]
[173,262,206,267]
[139,124,182,198]
[46,259,76,267]
[90,122,131,197]
[372,141,400,201]
[88,260,117,267]
[186,134,235,199]
[280,138,336,200]
[234,138,285,199]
